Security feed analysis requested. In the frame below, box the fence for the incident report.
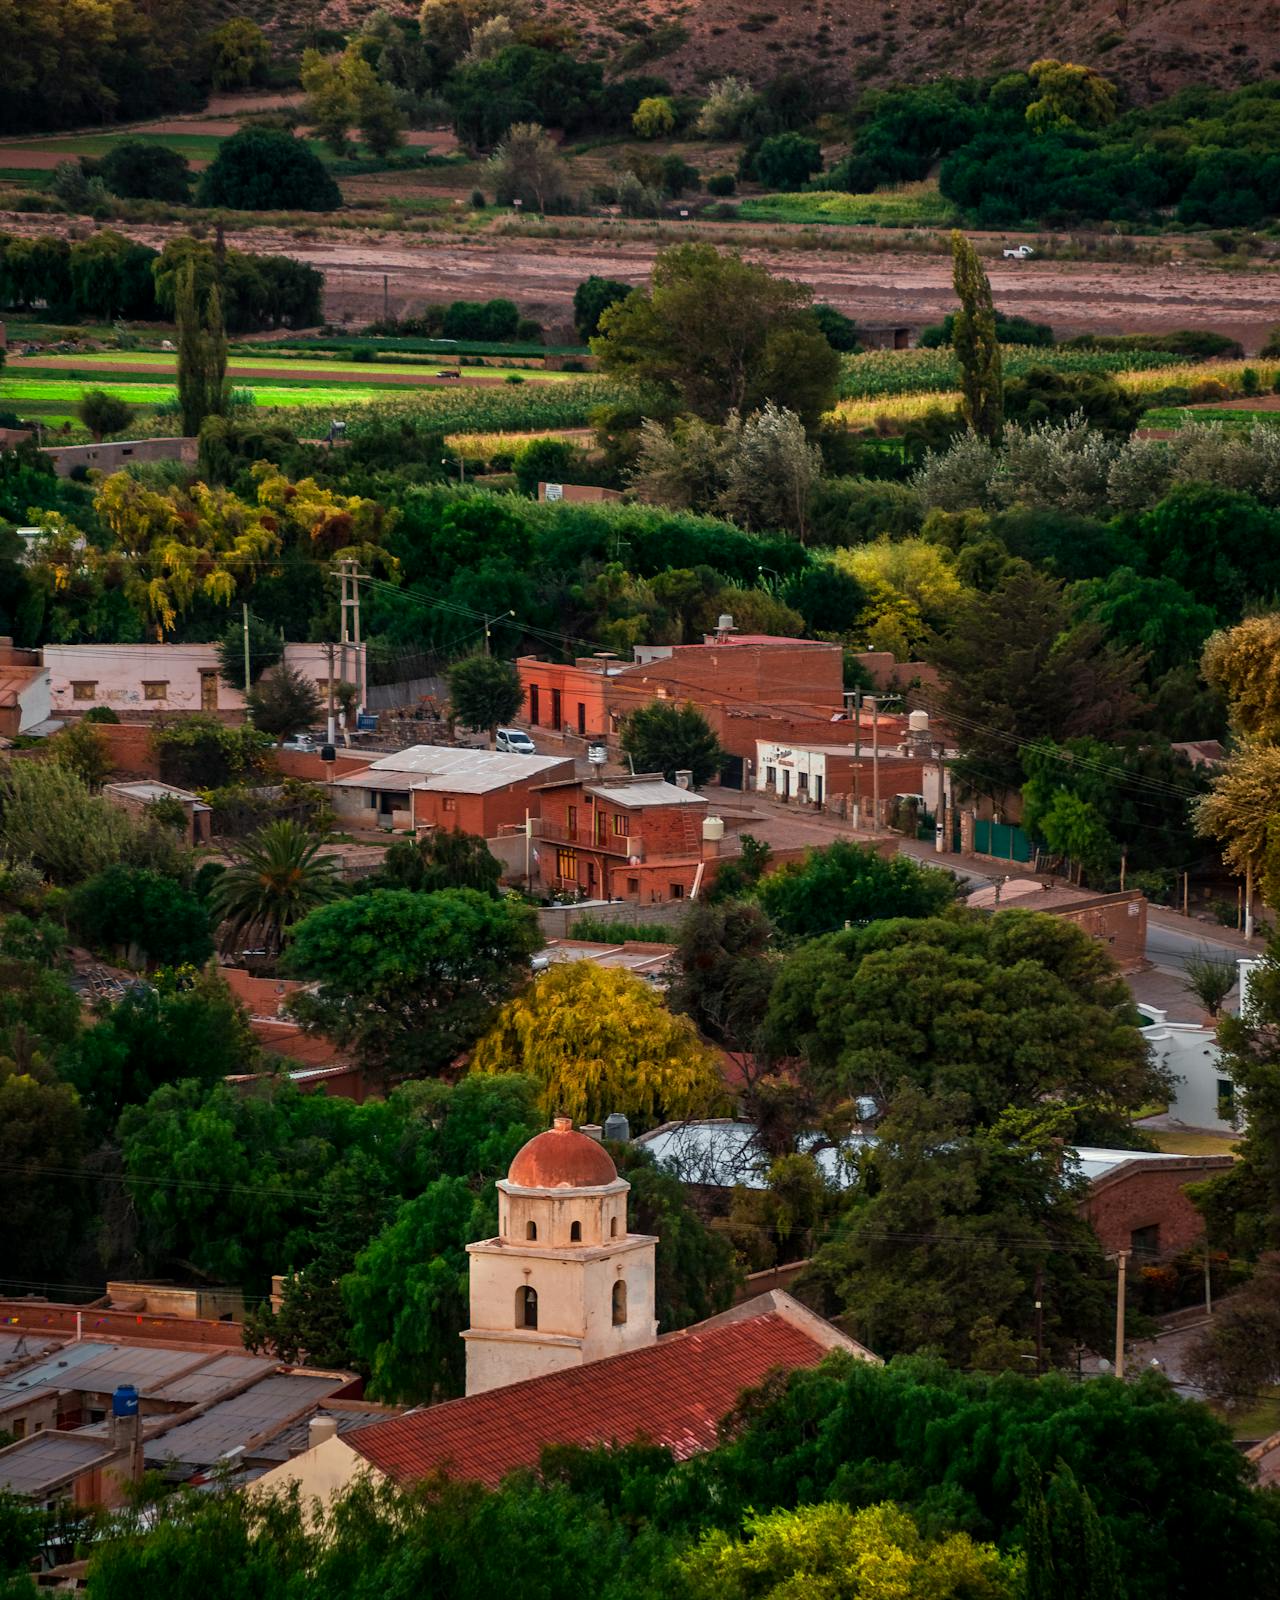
[971,818,1033,862]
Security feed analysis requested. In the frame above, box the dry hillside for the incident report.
[320,0,1280,102]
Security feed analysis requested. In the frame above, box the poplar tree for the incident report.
[175,261,228,438]
[951,230,1003,442]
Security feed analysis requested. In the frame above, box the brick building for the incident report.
[967,881,1149,972]
[327,746,574,835]
[532,774,727,902]
[1076,1150,1235,1259]
[0,639,51,737]
[516,629,845,787]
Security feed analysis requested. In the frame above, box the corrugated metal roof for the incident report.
[148,1374,346,1468]
[251,1406,391,1464]
[344,746,569,795]
[0,1431,115,1495]
[150,1354,277,1405]
[584,782,708,808]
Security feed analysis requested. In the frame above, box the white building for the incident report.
[1138,958,1264,1134]
[43,642,364,719]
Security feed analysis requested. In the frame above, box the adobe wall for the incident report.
[0,1299,245,1348]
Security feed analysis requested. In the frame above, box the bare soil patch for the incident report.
[3,214,1278,350]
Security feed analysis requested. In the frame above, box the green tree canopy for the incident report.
[929,565,1144,799]
[284,888,541,1078]
[593,243,840,429]
[804,1091,1111,1366]
[767,909,1157,1128]
[753,838,956,942]
[447,654,523,744]
[376,829,503,896]
[70,864,213,968]
[620,699,724,786]
[197,128,342,211]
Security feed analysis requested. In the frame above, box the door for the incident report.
[782,769,791,800]
[577,702,586,735]
[529,684,540,725]
[814,774,824,806]
[551,688,562,730]
[200,671,218,711]
[586,861,597,896]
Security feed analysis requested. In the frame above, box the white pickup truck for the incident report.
[1002,244,1035,260]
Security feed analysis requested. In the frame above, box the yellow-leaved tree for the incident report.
[1201,615,1280,743]
[470,962,723,1126]
[679,1501,1019,1600]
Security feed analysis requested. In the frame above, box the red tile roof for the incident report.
[507,1118,619,1190]
[348,1306,842,1488]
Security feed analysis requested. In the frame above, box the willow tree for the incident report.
[951,231,1003,443]
[471,962,724,1127]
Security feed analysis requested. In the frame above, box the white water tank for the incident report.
[908,709,930,733]
[702,815,725,842]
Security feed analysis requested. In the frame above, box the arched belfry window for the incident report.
[526,1221,537,1241]
[570,1220,582,1243]
[517,1285,538,1329]
[610,1216,619,1238]
[612,1280,627,1326]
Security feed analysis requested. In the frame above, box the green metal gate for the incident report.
[973,819,1033,862]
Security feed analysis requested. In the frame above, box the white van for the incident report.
[496,728,537,755]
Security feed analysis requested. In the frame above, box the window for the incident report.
[609,1216,618,1238]
[11,1420,24,1441]
[442,796,457,813]
[551,688,562,728]
[612,1280,627,1325]
[1130,1224,1160,1258]
[526,1221,537,1241]
[567,805,578,837]
[71,681,97,702]
[570,1220,582,1243]
[1218,1078,1236,1123]
[577,702,586,735]
[797,771,808,792]
[529,684,540,725]
[612,814,628,836]
[556,847,578,880]
[516,1285,538,1329]
[766,765,776,788]
[669,883,684,899]
[200,670,218,711]
[142,681,168,701]
[626,877,639,895]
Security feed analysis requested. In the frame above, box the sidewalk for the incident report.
[1145,902,1268,955]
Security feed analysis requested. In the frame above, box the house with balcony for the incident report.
[530,773,732,903]
[327,745,575,835]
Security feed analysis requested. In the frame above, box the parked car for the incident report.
[1002,244,1035,260]
[496,728,537,755]
[280,734,317,752]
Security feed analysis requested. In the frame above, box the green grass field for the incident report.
[739,181,960,228]
[1141,405,1280,429]
[13,352,576,383]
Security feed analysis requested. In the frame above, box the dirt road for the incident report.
[4,213,1278,348]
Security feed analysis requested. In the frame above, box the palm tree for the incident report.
[212,819,341,961]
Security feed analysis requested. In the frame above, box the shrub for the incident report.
[82,705,120,724]
[78,389,132,441]
[441,298,521,341]
[706,172,736,196]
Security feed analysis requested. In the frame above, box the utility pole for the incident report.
[868,696,880,832]
[324,641,336,747]
[242,603,252,721]
[524,809,532,896]
[1113,1250,1129,1379]
[1204,1238,1213,1317]
[854,688,862,760]
[1034,1264,1044,1377]
[1183,872,1190,917]
[1245,859,1254,940]
[1119,850,1126,892]
[338,559,365,717]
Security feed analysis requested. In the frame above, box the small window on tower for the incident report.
[526,1221,537,1241]
[610,1217,618,1238]
[570,1220,582,1242]
[612,1280,627,1325]
[516,1285,538,1329]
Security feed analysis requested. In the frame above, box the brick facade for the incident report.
[1079,1155,1235,1259]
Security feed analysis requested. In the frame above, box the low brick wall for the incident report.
[42,436,197,479]
[0,1299,245,1349]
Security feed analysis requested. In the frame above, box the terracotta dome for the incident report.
[507,1117,619,1189]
